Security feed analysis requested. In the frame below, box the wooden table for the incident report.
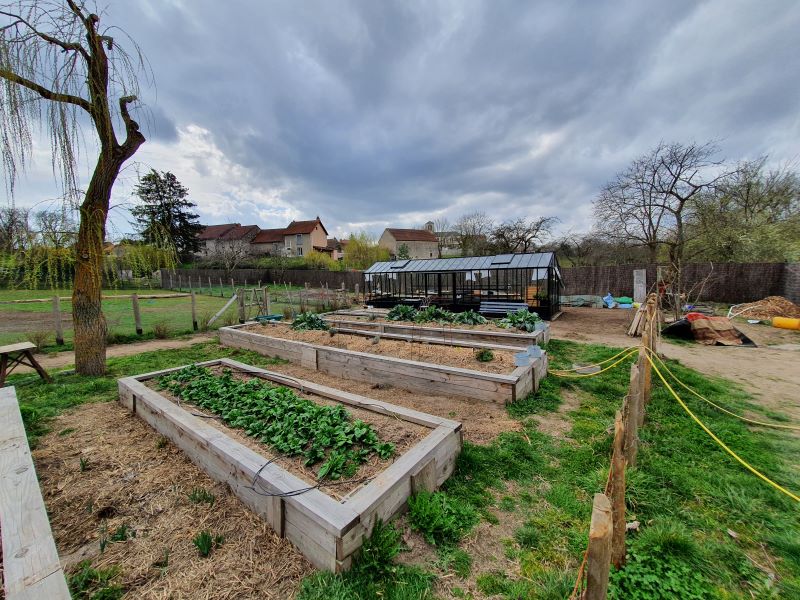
[0,342,52,387]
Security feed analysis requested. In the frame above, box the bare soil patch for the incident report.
[33,402,312,599]
[244,323,518,374]
[0,309,73,333]
[144,365,428,498]
[534,390,582,439]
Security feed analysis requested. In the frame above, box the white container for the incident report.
[526,345,543,358]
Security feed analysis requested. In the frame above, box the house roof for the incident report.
[385,228,438,243]
[285,217,328,236]
[220,224,260,241]
[198,223,239,241]
[252,228,286,244]
[364,252,558,274]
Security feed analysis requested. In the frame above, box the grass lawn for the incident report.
[0,285,299,349]
[11,338,799,599]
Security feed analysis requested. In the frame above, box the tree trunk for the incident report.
[72,156,123,375]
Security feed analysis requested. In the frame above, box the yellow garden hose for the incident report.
[549,347,638,378]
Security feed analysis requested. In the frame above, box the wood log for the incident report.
[611,411,626,569]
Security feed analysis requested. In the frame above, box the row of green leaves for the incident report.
[158,365,394,480]
[291,312,330,331]
[386,304,488,325]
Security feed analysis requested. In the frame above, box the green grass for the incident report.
[0,286,297,348]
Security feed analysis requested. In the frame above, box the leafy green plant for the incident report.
[188,487,216,506]
[474,348,494,362]
[387,304,417,321]
[109,523,135,542]
[69,561,124,600]
[498,308,541,332]
[193,530,225,557]
[291,311,330,331]
[452,310,487,325]
[436,547,472,578]
[407,491,478,546]
[414,305,455,323]
[158,365,394,480]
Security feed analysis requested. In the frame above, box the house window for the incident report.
[296,234,302,246]
[297,246,303,256]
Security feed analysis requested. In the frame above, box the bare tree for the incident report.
[35,207,77,248]
[453,211,493,256]
[214,239,253,276]
[490,216,557,253]
[0,206,31,252]
[1,1,148,374]
[433,216,451,257]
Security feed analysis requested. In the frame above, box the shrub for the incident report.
[152,320,172,339]
[407,491,478,546]
[291,312,329,331]
[25,330,51,352]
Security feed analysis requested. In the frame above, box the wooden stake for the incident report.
[586,493,613,600]
[219,277,223,297]
[265,288,271,315]
[237,289,246,323]
[611,411,626,569]
[52,296,64,345]
[624,363,640,467]
[208,276,212,296]
[131,293,143,335]
[191,291,198,331]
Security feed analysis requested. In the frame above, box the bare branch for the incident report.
[0,66,90,110]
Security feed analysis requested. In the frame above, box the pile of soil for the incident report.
[145,366,428,498]
[733,296,800,320]
[246,323,518,373]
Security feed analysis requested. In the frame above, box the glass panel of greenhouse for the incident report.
[363,252,563,320]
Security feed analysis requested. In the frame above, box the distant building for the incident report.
[283,218,329,257]
[424,221,460,255]
[379,228,439,259]
[201,216,330,258]
[321,237,348,261]
[197,223,260,256]
[250,228,287,256]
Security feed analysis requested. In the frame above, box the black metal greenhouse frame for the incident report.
[362,252,563,320]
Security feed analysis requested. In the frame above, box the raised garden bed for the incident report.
[118,358,462,572]
[220,323,548,403]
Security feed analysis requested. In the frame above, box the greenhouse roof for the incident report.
[364,252,557,274]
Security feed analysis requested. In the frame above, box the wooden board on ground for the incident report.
[219,324,548,403]
[0,386,71,599]
[118,359,462,572]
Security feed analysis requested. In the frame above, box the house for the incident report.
[250,228,286,256]
[379,228,439,259]
[424,221,461,255]
[282,217,329,257]
[320,237,348,261]
[197,223,240,256]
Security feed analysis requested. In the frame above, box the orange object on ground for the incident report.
[773,316,800,330]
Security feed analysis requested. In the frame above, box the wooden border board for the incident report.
[118,359,462,572]
[321,317,550,347]
[1,386,71,600]
[219,324,548,403]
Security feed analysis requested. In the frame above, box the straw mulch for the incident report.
[33,402,312,599]
[734,296,800,320]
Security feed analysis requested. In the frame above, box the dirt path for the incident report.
[24,333,216,372]
[550,308,800,422]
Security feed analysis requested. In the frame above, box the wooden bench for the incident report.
[0,342,51,387]
[479,302,530,316]
[1,386,71,599]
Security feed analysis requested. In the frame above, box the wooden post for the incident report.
[169,273,173,290]
[52,296,65,346]
[178,275,182,292]
[191,291,198,331]
[208,276,212,296]
[131,293,143,335]
[189,275,192,291]
[265,288,271,315]
[611,411,626,569]
[237,289,246,323]
[624,363,640,466]
[219,277,224,297]
[586,493,613,600]
[230,278,235,297]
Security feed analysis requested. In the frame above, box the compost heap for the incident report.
[662,312,755,346]
[732,296,800,320]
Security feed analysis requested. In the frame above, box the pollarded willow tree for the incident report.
[0,0,149,374]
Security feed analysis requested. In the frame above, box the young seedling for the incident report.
[109,523,135,542]
[79,456,89,472]
[155,436,169,449]
[193,530,224,557]
[188,487,216,506]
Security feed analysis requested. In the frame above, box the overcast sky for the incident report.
[8,0,800,240]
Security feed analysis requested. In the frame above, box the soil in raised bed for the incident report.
[33,402,312,599]
[144,365,429,498]
[244,323,519,373]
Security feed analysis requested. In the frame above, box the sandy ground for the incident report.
[550,307,800,422]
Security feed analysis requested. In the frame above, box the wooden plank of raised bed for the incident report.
[0,387,71,600]
[331,326,522,352]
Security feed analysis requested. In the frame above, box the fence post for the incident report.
[52,296,64,346]
[230,278,235,297]
[639,296,655,407]
[131,293,143,335]
[624,363,640,467]
[265,288,271,315]
[586,493,612,600]
[208,276,212,296]
[237,289,246,324]
[611,411,626,569]
[191,291,198,331]
[169,273,173,290]
[178,275,182,292]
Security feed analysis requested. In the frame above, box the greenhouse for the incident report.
[363,252,563,320]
